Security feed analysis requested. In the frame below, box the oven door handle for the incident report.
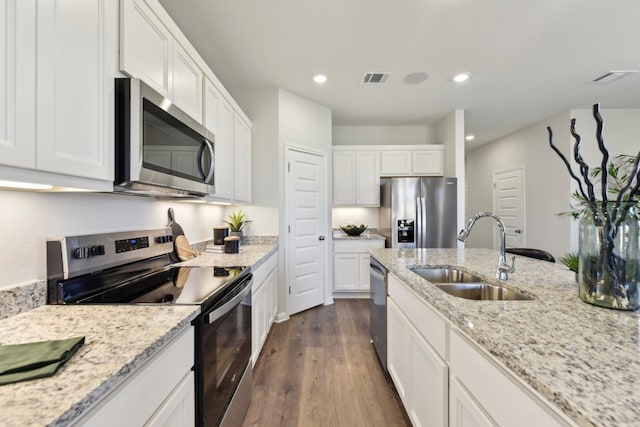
[207,279,252,324]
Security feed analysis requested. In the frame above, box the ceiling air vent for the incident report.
[362,72,391,84]
[591,70,638,84]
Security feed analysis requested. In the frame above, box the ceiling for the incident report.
[159,0,640,150]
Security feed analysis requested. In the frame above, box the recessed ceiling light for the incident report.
[313,74,327,84]
[465,135,475,141]
[453,72,471,83]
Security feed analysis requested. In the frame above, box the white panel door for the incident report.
[171,42,202,122]
[120,0,171,96]
[36,0,117,181]
[0,0,35,169]
[286,147,327,315]
[493,165,525,248]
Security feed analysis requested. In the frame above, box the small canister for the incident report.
[213,226,229,246]
[224,236,240,254]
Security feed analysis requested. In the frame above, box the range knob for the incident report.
[91,245,105,256]
[73,247,90,259]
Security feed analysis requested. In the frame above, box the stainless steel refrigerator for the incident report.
[379,177,457,248]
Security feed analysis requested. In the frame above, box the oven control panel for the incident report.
[49,228,175,278]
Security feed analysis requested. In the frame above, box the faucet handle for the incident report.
[497,256,516,280]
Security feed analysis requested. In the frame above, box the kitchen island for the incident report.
[371,247,639,427]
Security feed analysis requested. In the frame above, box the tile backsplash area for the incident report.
[332,207,379,228]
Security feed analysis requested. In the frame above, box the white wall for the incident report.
[0,190,225,289]
[465,112,572,260]
[332,125,434,146]
[436,110,466,245]
[231,87,281,236]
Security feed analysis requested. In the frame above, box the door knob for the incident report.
[319,235,325,241]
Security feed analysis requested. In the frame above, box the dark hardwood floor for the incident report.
[243,299,410,427]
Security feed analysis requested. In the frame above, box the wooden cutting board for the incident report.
[174,235,198,261]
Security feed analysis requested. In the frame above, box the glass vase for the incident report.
[578,202,639,310]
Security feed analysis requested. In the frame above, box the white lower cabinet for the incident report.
[75,327,195,426]
[387,297,448,427]
[251,251,278,366]
[333,239,385,292]
[450,329,572,427]
[449,376,497,427]
[387,274,574,427]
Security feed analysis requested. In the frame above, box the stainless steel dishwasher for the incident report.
[370,256,388,371]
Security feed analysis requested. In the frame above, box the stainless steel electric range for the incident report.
[46,227,252,427]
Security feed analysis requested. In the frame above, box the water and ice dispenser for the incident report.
[397,219,415,243]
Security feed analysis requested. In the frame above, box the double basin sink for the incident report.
[409,266,533,301]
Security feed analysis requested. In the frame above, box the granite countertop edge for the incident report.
[370,247,640,427]
[332,232,386,241]
[0,243,278,427]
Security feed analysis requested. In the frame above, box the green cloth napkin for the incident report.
[0,336,85,385]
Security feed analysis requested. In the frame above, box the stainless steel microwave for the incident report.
[114,78,214,198]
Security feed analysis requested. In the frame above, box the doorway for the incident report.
[492,165,525,249]
[285,146,328,315]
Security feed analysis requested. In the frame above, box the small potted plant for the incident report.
[225,210,251,239]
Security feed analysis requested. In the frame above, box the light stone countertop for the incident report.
[0,305,199,427]
[175,243,278,270]
[0,243,277,426]
[370,247,640,427]
[332,231,386,241]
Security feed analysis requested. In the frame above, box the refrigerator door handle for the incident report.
[420,196,426,248]
[416,196,426,248]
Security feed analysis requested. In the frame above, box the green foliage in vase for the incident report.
[560,252,579,273]
[560,154,638,219]
[224,210,251,232]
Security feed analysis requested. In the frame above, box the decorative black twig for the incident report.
[570,119,596,201]
[547,126,589,200]
[593,104,610,206]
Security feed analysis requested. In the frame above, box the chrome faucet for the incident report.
[457,212,516,280]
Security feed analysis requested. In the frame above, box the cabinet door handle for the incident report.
[319,235,325,241]
[514,229,522,234]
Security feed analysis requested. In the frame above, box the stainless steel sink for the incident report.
[409,266,483,283]
[435,283,533,300]
[409,266,533,300]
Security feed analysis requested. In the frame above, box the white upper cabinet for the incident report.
[1,0,116,184]
[332,151,355,204]
[413,148,444,175]
[380,150,412,176]
[36,0,117,181]
[203,78,234,200]
[355,151,380,205]
[0,0,35,169]
[171,42,202,123]
[233,113,252,203]
[120,0,171,97]
[380,145,444,176]
[332,148,380,206]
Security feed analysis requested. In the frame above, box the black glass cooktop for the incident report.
[65,265,250,306]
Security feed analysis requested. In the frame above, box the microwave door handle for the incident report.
[197,142,207,180]
[204,139,215,183]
